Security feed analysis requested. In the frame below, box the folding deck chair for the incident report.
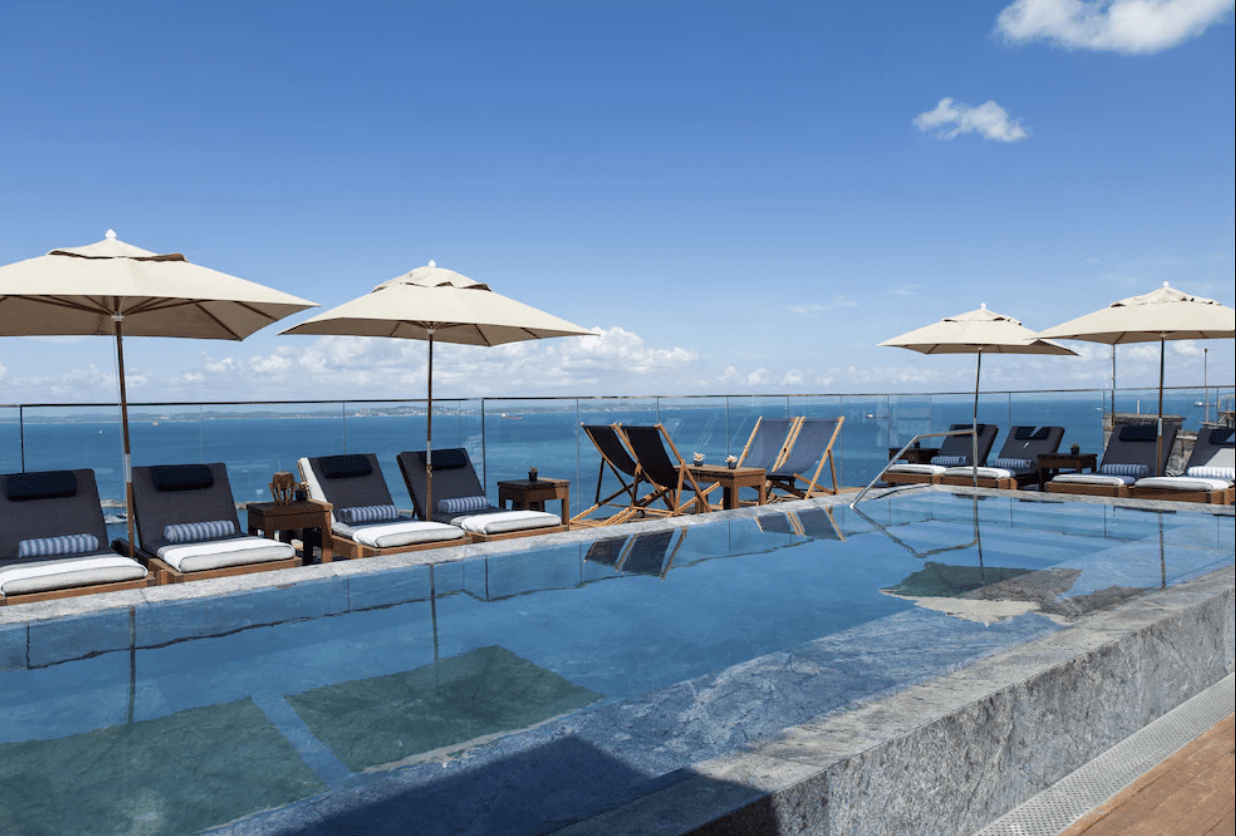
[882,424,998,486]
[765,416,845,500]
[127,463,302,583]
[298,453,467,558]
[1130,426,1234,504]
[571,424,643,527]
[1045,420,1179,498]
[935,426,1065,490]
[1,468,150,605]
[730,416,799,504]
[397,448,566,541]
[618,425,718,518]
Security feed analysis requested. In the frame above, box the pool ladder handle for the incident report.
[850,428,978,508]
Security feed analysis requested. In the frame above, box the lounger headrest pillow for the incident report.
[948,423,992,433]
[3,470,78,501]
[1014,427,1051,440]
[150,464,215,492]
[1117,424,1157,443]
[319,455,372,480]
[418,449,471,470]
[1207,428,1234,446]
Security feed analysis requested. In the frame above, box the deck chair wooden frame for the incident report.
[765,416,845,501]
[619,424,718,518]
[571,424,644,528]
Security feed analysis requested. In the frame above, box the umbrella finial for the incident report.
[980,302,986,309]
[106,229,117,240]
[428,260,436,268]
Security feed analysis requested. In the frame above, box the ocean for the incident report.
[2,390,1227,523]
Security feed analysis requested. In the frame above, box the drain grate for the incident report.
[974,674,1234,836]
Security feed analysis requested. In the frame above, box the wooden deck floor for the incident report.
[1061,713,1234,836]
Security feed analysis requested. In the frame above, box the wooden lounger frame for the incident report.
[620,424,718,518]
[1126,485,1234,505]
[2,577,151,606]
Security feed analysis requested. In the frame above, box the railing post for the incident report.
[19,404,25,472]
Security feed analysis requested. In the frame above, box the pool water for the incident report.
[1,494,1232,835]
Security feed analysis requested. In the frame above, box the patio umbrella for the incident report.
[0,230,318,553]
[281,262,591,515]
[1039,282,1235,475]
[879,305,1076,482]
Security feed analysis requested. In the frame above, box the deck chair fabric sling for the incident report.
[619,425,716,517]
[1131,427,1234,504]
[765,417,844,500]
[1,468,149,605]
[883,424,999,486]
[397,448,565,541]
[1045,420,1180,498]
[571,424,643,527]
[935,426,1065,489]
[298,454,466,557]
[738,417,799,470]
[128,463,301,583]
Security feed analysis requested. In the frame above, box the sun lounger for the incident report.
[1044,420,1179,498]
[882,424,998,486]
[128,463,302,583]
[1,468,150,605]
[571,424,643,527]
[298,454,467,557]
[935,425,1065,489]
[765,417,844,500]
[1130,427,1234,504]
[397,448,565,541]
[618,425,717,517]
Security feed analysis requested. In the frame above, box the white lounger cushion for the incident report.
[1051,472,1135,487]
[338,520,466,548]
[941,466,1015,480]
[1134,476,1232,492]
[156,536,295,573]
[453,510,560,535]
[885,464,947,476]
[0,555,147,597]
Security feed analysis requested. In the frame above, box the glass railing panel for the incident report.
[0,407,21,475]
[887,393,932,449]
[1007,390,1105,455]
[837,395,891,487]
[481,398,581,510]
[925,392,1008,435]
[17,404,127,505]
[655,396,730,468]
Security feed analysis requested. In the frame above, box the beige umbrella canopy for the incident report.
[880,305,1076,478]
[0,230,318,552]
[1039,282,1235,475]
[282,261,592,514]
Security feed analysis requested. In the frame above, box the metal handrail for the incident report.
[849,428,976,508]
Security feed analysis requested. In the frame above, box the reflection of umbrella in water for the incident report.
[882,560,1033,598]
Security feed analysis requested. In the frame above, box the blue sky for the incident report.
[1,0,1232,404]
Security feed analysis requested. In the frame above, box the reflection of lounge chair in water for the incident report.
[583,529,684,578]
[571,424,642,527]
[755,506,845,541]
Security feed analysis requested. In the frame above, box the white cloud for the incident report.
[997,0,1234,53]
[914,98,1030,142]
[787,296,858,316]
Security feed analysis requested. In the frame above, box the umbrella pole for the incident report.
[972,349,981,490]
[114,317,136,559]
[1156,337,1165,476]
[426,330,434,519]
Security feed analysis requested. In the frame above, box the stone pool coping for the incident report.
[3,485,1229,627]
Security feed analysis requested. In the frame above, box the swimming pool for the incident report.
[1,493,1232,835]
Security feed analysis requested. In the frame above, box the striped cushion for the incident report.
[991,457,1033,471]
[930,455,967,467]
[439,495,490,514]
[17,533,100,559]
[336,504,399,525]
[1186,466,1234,481]
[164,520,237,544]
[1099,463,1150,478]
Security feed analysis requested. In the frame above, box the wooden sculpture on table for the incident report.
[269,471,297,505]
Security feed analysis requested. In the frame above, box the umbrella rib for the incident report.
[193,303,244,340]
[3,295,113,315]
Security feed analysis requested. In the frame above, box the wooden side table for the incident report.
[247,500,333,564]
[688,465,767,509]
[497,478,571,526]
[1037,453,1098,487]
